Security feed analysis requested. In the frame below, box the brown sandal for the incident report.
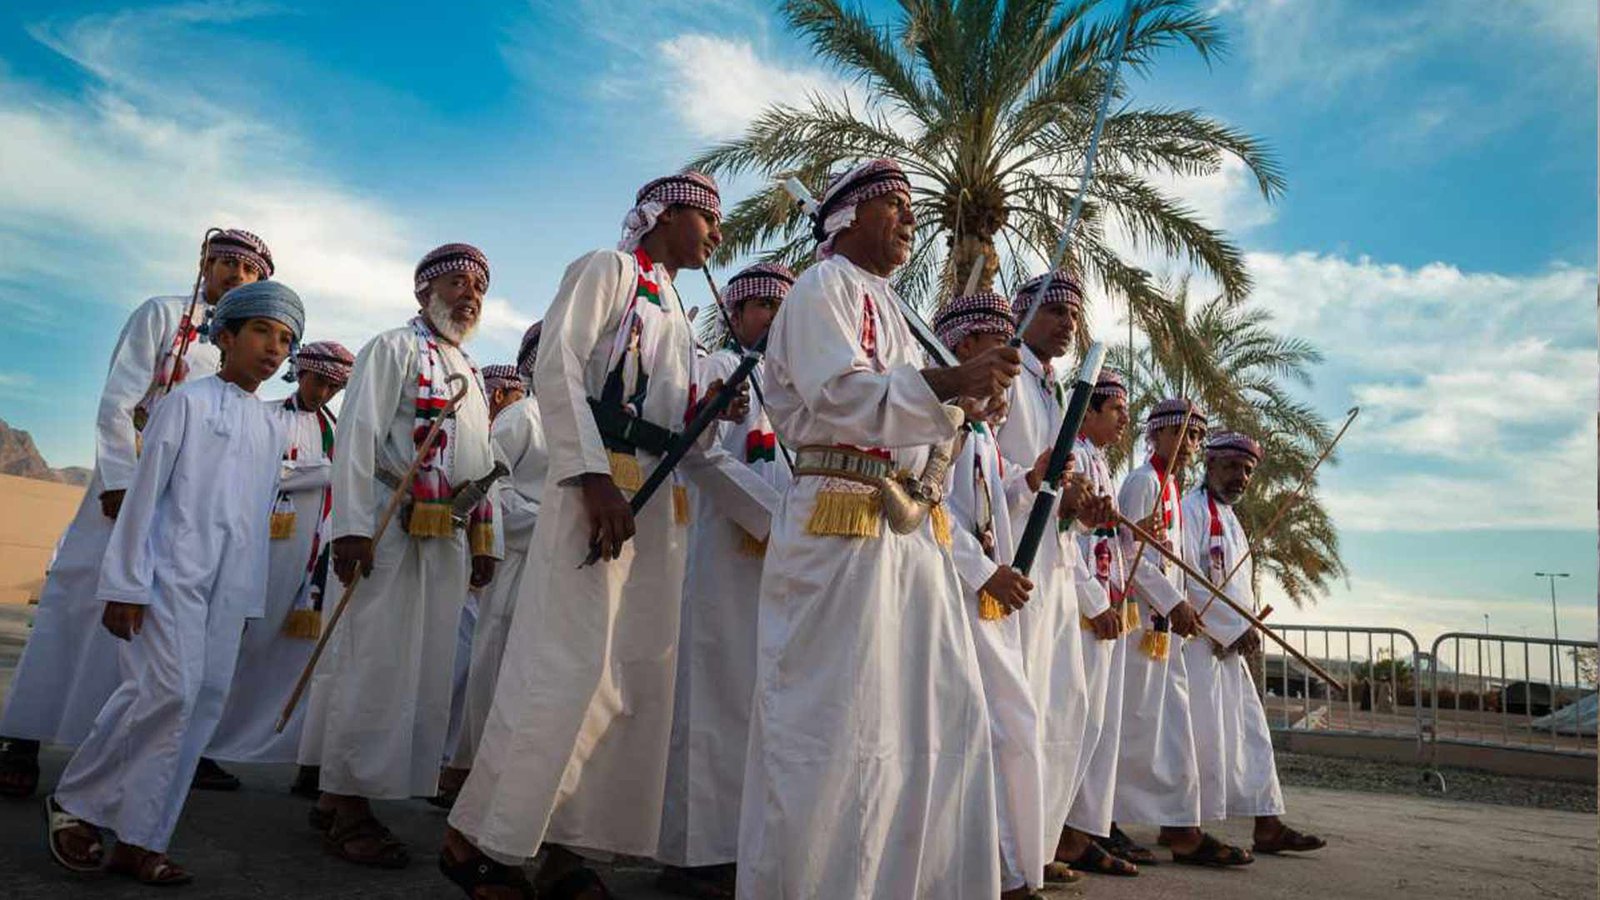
[106,845,193,886]
[325,814,411,869]
[1171,833,1254,867]
[45,795,104,872]
[1254,825,1326,854]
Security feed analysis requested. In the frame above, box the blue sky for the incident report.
[0,0,1594,646]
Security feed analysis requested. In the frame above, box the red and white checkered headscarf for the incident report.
[1092,368,1127,401]
[481,364,522,394]
[291,340,355,386]
[934,291,1015,349]
[1206,431,1263,463]
[810,159,912,260]
[517,321,541,381]
[208,228,274,278]
[618,170,722,252]
[1011,269,1084,316]
[1145,396,1208,439]
[721,262,795,314]
[413,243,490,301]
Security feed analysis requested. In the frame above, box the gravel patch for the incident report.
[1274,750,1597,813]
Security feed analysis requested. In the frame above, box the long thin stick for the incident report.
[276,373,471,731]
[1114,511,1344,692]
[1197,406,1359,618]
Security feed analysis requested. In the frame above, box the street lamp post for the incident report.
[1534,572,1570,643]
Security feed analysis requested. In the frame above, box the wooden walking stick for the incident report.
[1196,406,1359,619]
[1114,510,1345,693]
[276,373,471,731]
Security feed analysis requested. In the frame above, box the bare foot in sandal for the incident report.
[321,794,410,869]
[46,795,105,872]
[535,844,613,899]
[439,828,534,899]
[106,843,193,886]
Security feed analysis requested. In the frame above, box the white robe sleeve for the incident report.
[779,273,957,449]
[535,251,628,487]
[278,456,332,493]
[331,333,409,540]
[493,408,542,539]
[945,440,999,596]
[1117,471,1186,616]
[679,436,781,540]
[95,299,171,493]
[97,387,189,607]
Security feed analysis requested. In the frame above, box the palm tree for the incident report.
[691,0,1283,322]
[1110,279,1347,606]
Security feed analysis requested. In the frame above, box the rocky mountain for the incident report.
[0,419,90,486]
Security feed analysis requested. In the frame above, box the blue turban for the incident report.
[211,280,305,349]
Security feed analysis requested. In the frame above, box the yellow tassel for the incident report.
[1139,628,1170,662]
[978,590,1005,621]
[607,450,644,493]
[738,529,768,557]
[805,490,881,538]
[673,484,691,525]
[281,608,321,639]
[1080,614,1096,631]
[929,503,952,549]
[269,511,297,540]
[408,502,455,538]
[1122,599,1141,633]
[469,522,495,556]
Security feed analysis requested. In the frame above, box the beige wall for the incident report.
[0,474,84,605]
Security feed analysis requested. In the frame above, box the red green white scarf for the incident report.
[278,395,336,638]
[1207,492,1228,584]
[408,316,494,550]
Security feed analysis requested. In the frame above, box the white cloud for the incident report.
[0,13,529,362]
[654,34,853,142]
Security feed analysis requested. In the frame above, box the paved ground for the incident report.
[1,605,1594,898]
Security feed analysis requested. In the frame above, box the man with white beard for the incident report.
[737,159,1020,898]
[300,243,502,869]
[0,228,273,799]
[656,263,793,899]
[1180,431,1326,858]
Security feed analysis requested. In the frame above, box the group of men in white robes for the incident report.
[5,155,1327,897]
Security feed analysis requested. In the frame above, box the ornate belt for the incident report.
[793,446,895,484]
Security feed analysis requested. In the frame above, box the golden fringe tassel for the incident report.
[1080,614,1096,631]
[978,590,1006,622]
[607,450,644,493]
[1138,628,1171,662]
[673,485,690,525]
[408,502,455,538]
[281,608,321,639]
[269,512,297,540]
[738,529,768,557]
[1122,600,1141,633]
[929,503,952,549]
[805,490,881,538]
[469,522,495,556]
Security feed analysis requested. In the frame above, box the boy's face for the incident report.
[656,205,722,271]
[954,329,1008,363]
[1021,301,1079,363]
[202,255,262,303]
[731,295,781,347]
[218,318,295,390]
[1083,393,1129,446]
[296,370,343,412]
[1152,421,1205,468]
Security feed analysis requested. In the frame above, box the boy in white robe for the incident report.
[933,292,1050,898]
[993,271,1107,881]
[1056,369,1142,877]
[440,172,777,900]
[656,263,794,898]
[736,160,1018,899]
[44,281,302,886]
[1115,399,1252,867]
[207,341,353,786]
[302,243,503,869]
[435,351,546,805]
[0,229,272,798]
[1180,432,1325,857]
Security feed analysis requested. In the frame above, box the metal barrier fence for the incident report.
[1422,632,1598,763]
[1259,625,1425,756]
